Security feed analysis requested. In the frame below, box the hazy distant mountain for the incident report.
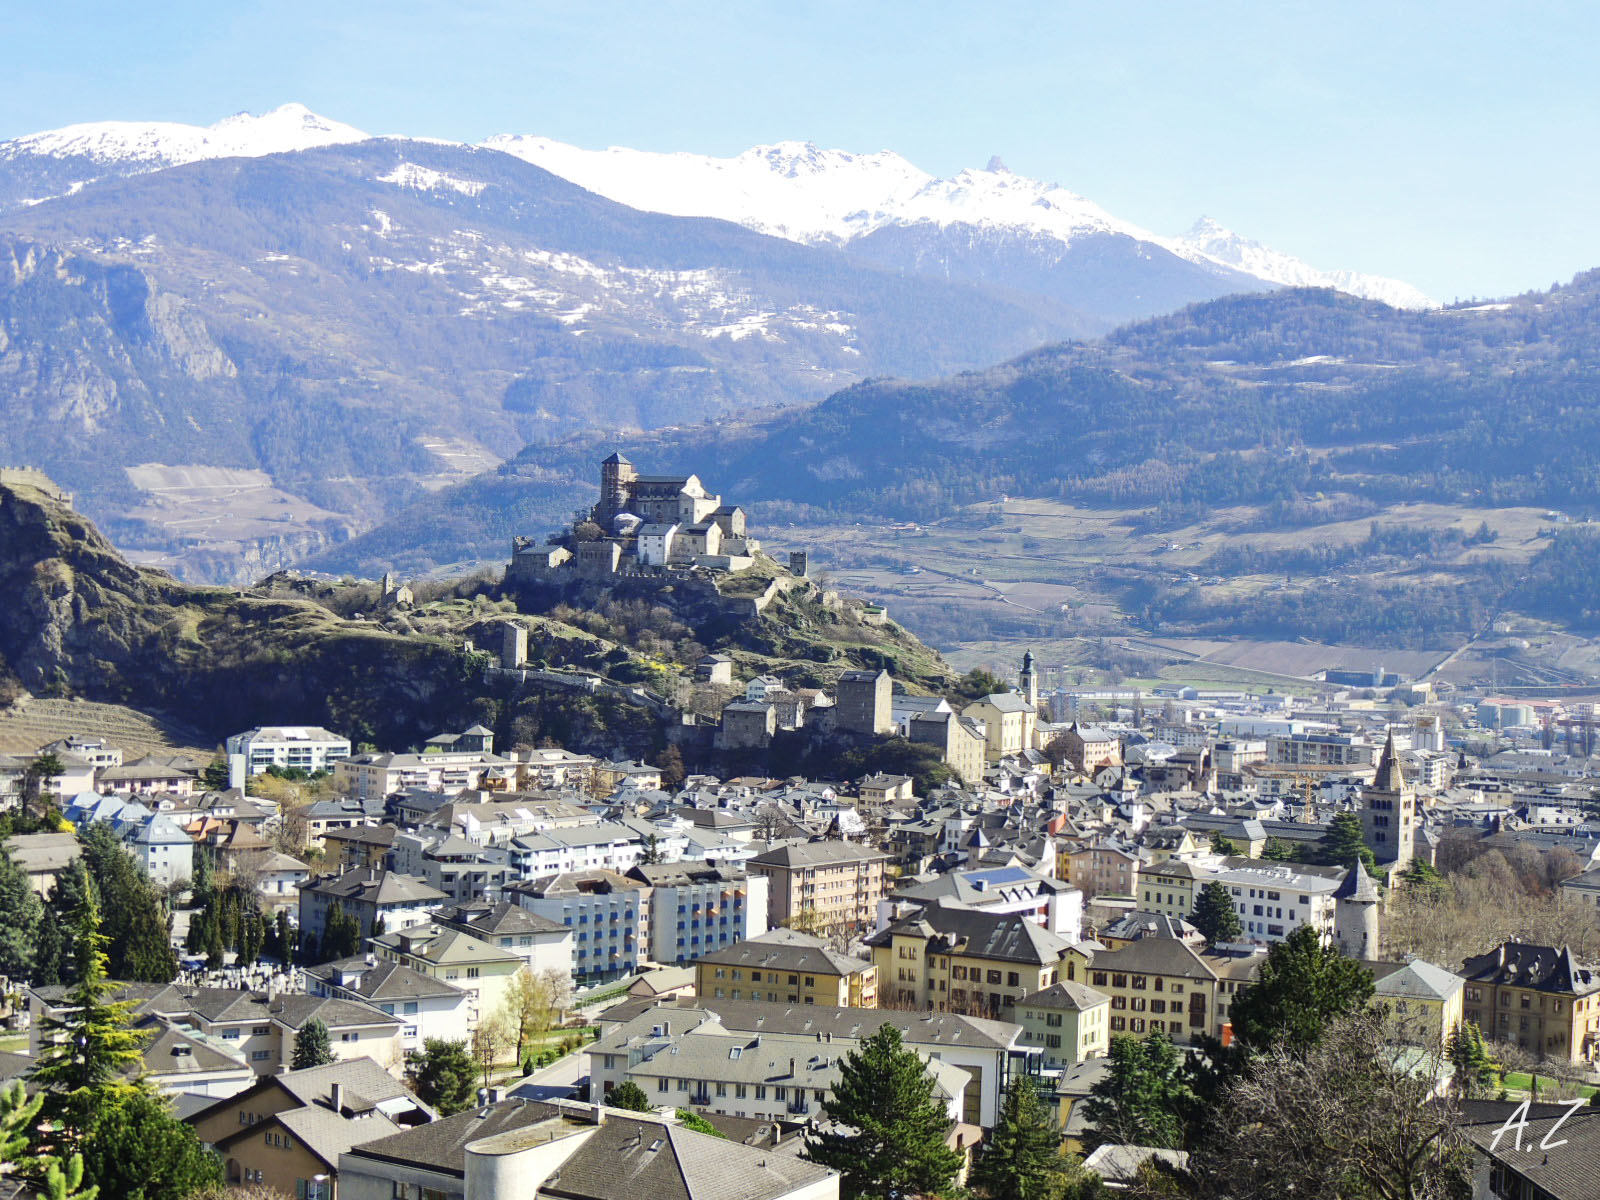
[0,136,1080,580]
[485,136,1435,314]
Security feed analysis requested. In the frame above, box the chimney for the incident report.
[789,1057,795,1077]
[591,1103,607,1126]
[330,1082,344,1114]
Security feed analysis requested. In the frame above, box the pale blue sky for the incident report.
[3,0,1594,301]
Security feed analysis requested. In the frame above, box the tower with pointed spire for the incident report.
[1332,858,1381,957]
[1019,649,1038,709]
[597,451,637,526]
[1361,731,1415,871]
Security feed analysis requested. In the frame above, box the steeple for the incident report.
[1374,730,1406,792]
[1020,649,1038,708]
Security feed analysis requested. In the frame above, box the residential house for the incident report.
[1367,958,1465,1047]
[432,900,574,978]
[298,869,447,947]
[304,956,473,1052]
[190,1057,431,1197]
[1,832,80,898]
[1058,842,1141,902]
[370,924,524,1031]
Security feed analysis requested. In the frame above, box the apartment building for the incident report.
[225,726,352,790]
[1072,936,1222,1046]
[628,861,768,966]
[370,924,524,1031]
[694,928,877,1008]
[867,904,1073,1018]
[508,870,647,983]
[746,840,888,931]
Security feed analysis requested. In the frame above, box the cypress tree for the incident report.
[1190,881,1243,948]
[292,1019,335,1070]
[804,1023,964,1200]
[969,1074,1064,1200]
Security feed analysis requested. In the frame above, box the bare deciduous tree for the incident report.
[1192,1010,1471,1200]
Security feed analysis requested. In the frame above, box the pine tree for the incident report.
[608,1081,651,1111]
[969,1074,1063,1200]
[1316,812,1377,873]
[0,847,44,980]
[1229,925,1375,1055]
[804,1023,964,1200]
[77,1088,222,1200]
[1189,881,1243,948]
[1210,833,1239,857]
[36,1153,97,1200]
[40,861,95,986]
[413,1039,477,1116]
[292,1019,335,1070]
[0,1081,96,1200]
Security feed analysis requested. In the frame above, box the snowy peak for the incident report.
[486,131,1434,308]
[1174,215,1434,310]
[1,103,368,168]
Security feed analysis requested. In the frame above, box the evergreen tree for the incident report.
[1082,1034,1194,1150]
[199,760,230,793]
[318,903,361,962]
[1260,837,1299,861]
[1446,1021,1500,1098]
[39,861,95,987]
[0,847,44,981]
[1189,881,1242,948]
[190,848,214,905]
[1229,925,1375,1055]
[609,1081,651,1111]
[30,892,149,1142]
[121,904,177,984]
[1209,833,1239,857]
[292,1019,335,1070]
[804,1023,964,1200]
[1399,857,1448,901]
[0,1081,96,1200]
[78,825,176,983]
[1315,812,1377,873]
[969,1075,1063,1200]
[413,1039,477,1116]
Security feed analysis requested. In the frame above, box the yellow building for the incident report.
[961,693,1039,763]
[1368,958,1465,1047]
[1136,858,1204,919]
[1015,981,1111,1070]
[867,906,1073,1018]
[1070,936,1222,1045]
[1458,942,1600,1061]
[694,927,878,1007]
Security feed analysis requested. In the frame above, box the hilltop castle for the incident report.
[508,454,765,582]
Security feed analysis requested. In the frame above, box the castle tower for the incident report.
[1332,858,1381,957]
[1361,731,1415,871]
[598,452,636,526]
[1020,650,1038,709]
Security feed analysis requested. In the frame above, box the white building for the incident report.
[225,726,352,790]
[304,956,474,1052]
[121,813,195,889]
[1202,860,1341,946]
[507,822,651,879]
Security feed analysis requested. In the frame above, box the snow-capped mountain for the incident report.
[0,104,369,210]
[486,135,1433,309]
[3,102,368,168]
[1174,216,1433,310]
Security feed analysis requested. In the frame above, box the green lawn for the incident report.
[1501,1071,1597,1099]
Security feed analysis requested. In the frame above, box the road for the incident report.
[507,1047,588,1102]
